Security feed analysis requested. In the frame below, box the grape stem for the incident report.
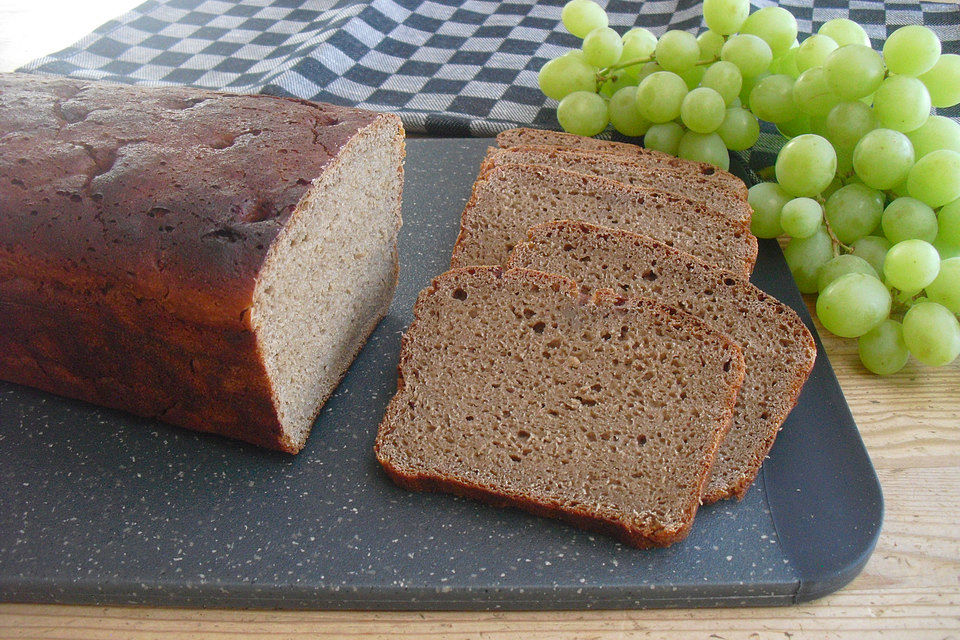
[822,218,852,255]
[595,55,720,89]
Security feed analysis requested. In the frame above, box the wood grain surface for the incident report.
[1,1,959,638]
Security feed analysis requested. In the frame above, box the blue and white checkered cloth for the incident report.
[20,0,960,168]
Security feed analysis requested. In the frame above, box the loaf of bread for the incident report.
[375,266,746,547]
[509,221,817,501]
[0,73,405,453]
[496,127,749,199]
[482,145,752,225]
[450,163,758,276]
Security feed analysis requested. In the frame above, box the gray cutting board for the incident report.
[0,138,882,609]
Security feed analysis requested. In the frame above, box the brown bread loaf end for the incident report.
[0,73,405,452]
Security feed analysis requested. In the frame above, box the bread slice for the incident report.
[482,146,751,224]
[496,127,749,200]
[375,266,746,547]
[450,164,758,277]
[508,221,817,501]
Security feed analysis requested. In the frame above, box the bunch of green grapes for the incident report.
[540,0,793,169]
[539,0,960,375]
[746,20,960,375]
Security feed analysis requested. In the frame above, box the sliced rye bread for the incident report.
[508,221,817,502]
[496,127,749,200]
[482,145,751,225]
[375,266,746,547]
[450,164,758,277]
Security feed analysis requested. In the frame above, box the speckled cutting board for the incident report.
[0,138,882,610]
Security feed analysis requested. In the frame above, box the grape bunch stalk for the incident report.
[538,0,960,375]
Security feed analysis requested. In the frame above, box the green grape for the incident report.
[538,56,598,100]
[918,54,960,108]
[635,61,662,83]
[817,272,891,337]
[907,150,960,208]
[902,301,960,366]
[781,197,823,239]
[561,0,608,38]
[795,34,839,72]
[621,28,658,65]
[775,134,838,197]
[737,71,765,110]
[818,254,879,291]
[926,257,960,313]
[697,30,726,62]
[824,183,885,244]
[850,235,892,279]
[680,87,726,133]
[881,197,939,244]
[636,71,688,123]
[749,74,799,124]
[703,0,750,36]
[792,67,841,117]
[873,76,932,133]
[824,101,877,152]
[777,113,812,139]
[582,27,623,68]
[720,34,773,79]
[717,107,760,150]
[818,18,871,48]
[906,116,960,159]
[935,237,960,260]
[852,129,915,190]
[883,25,941,77]
[557,91,609,136]
[740,7,798,58]
[822,45,886,100]
[774,46,801,79]
[656,30,700,73]
[643,122,684,155]
[677,131,729,170]
[938,199,960,246]
[883,239,941,291]
[599,71,638,97]
[858,319,910,375]
[822,174,844,200]
[701,61,742,105]
[784,226,834,293]
[748,182,791,238]
[608,86,651,137]
[679,65,706,91]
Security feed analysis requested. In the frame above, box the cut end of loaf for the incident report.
[251,117,404,453]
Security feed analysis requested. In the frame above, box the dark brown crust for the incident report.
[495,127,750,200]
[449,163,758,277]
[0,73,404,452]
[374,266,746,548]
[510,220,817,502]
[0,72,383,325]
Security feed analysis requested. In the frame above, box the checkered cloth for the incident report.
[20,0,960,167]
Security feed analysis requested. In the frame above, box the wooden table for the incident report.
[1,2,958,637]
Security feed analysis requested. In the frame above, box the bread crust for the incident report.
[375,266,746,548]
[0,73,403,452]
